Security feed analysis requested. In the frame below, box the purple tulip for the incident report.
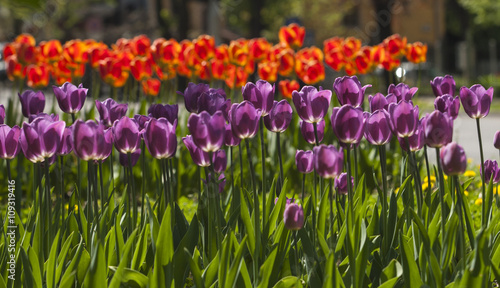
[434,94,460,120]
[0,125,21,159]
[333,75,370,107]
[197,89,231,120]
[387,83,418,102]
[212,150,227,173]
[459,84,494,119]
[292,86,332,123]
[431,75,456,97]
[264,100,293,133]
[368,93,393,112]
[335,173,354,195]
[299,119,324,145]
[178,82,210,113]
[480,160,500,184]
[96,98,129,127]
[133,114,151,134]
[53,82,87,114]
[494,131,500,150]
[0,105,5,124]
[148,104,178,124]
[424,110,453,148]
[143,118,177,159]
[295,150,314,174]
[275,197,294,205]
[388,100,419,138]
[313,144,343,179]
[29,113,59,123]
[398,119,424,152]
[112,117,141,154]
[242,80,275,116]
[224,123,241,147]
[182,135,210,167]
[119,149,141,167]
[364,110,392,145]
[188,111,225,152]
[20,117,65,163]
[331,105,365,145]
[284,203,304,230]
[230,101,262,139]
[440,142,467,176]
[73,120,113,161]
[19,90,45,118]
[57,126,73,156]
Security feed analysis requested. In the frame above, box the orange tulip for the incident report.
[194,35,215,61]
[342,37,362,59]
[370,45,386,66]
[383,34,407,59]
[99,57,129,88]
[215,44,229,63]
[228,39,249,67]
[131,35,151,56]
[39,40,63,63]
[344,62,357,76]
[73,63,86,79]
[354,47,372,75]
[271,44,294,77]
[323,37,343,53]
[296,59,325,84]
[279,80,299,99]
[6,56,26,81]
[177,40,199,78]
[380,49,401,71]
[114,51,134,72]
[142,78,161,97]
[15,34,36,46]
[26,64,50,89]
[225,64,248,89]
[63,40,88,64]
[151,38,181,68]
[249,38,271,62]
[131,56,153,82]
[279,23,305,50]
[406,42,427,64]
[89,47,114,69]
[155,65,177,81]
[3,43,17,60]
[210,59,226,80]
[258,61,278,83]
[197,61,212,81]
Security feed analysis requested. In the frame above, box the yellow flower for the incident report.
[421,182,429,191]
[475,198,483,206]
[464,190,469,197]
[394,187,400,195]
[423,176,436,184]
[64,204,69,210]
[463,170,476,177]
[467,158,473,164]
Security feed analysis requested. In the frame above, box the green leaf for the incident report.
[272,276,303,288]
[240,189,255,255]
[186,247,204,288]
[83,243,108,287]
[131,224,149,271]
[55,232,75,285]
[19,248,36,288]
[226,235,247,288]
[203,252,220,288]
[46,230,61,288]
[173,215,200,287]
[27,247,42,288]
[399,234,424,288]
[258,247,278,288]
[109,229,139,288]
[151,205,174,288]
[59,237,85,288]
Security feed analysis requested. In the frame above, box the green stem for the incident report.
[353,145,359,192]
[435,148,447,246]
[59,157,65,225]
[329,178,334,249]
[454,176,466,273]
[379,145,388,251]
[277,132,284,195]
[141,141,146,226]
[246,139,260,287]
[239,143,244,191]
[128,153,138,228]
[98,161,106,235]
[259,119,266,238]
[44,160,52,248]
[476,118,487,227]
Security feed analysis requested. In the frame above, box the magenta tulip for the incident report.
[387,83,418,102]
[292,86,332,123]
[299,119,324,145]
[188,111,225,152]
[431,75,456,97]
[424,110,453,148]
[20,117,65,163]
[460,84,494,119]
[283,203,304,230]
[53,82,87,114]
[242,80,275,116]
[0,125,21,159]
[73,120,113,161]
[143,118,177,159]
[264,100,293,133]
[230,101,262,139]
[364,110,392,145]
[96,98,128,127]
[333,75,370,107]
[295,150,314,174]
[112,117,141,154]
[388,100,419,138]
[313,144,343,179]
[19,90,45,118]
[182,135,210,167]
[331,105,365,145]
[440,142,467,176]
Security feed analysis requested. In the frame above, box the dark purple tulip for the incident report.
[299,119,324,145]
[480,160,500,184]
[292,86,332,123]
[459,84,494,119]
[284,203,304,230]
[0,125,21,159]
[295,150,314,174]
[134,114,151,134]
[333,75,370,107]
[388,100,419,138]
[188,111,225,152]
[57,126,73,156]
[178,82,210,113]
[230,101,262,139]
[440,142,467,176]
[112,117,141,154]
[275,197,294,205]
[387,83,418,102]
[364,110,392,145]
[73,120,113,161]
[331,105,365,145]
[148,104,178,124]
[119,149,141,167]
[0,105,5,124]
[53,82,87,114]
[242,80,275,116]
[494,131,500,150]
[143,118,177,159]
[224,123,241,147]
[368,93,390,112]
[264,100,293,133]
[212,150,227,173]
[335,173,353,195]
[313,144,343,179]
[29,113,59,123]
[183,135,210,167]
[434,94,460,120]
[431,75,456,97]
[398,119,424,152]
[20,117,65,163]
[96,98,128,127]
[19,90,45,118]
[197,89,231,120]
[203,173,226,193]
[424,110,453,148]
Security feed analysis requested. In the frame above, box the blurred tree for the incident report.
[458,0,500,27]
